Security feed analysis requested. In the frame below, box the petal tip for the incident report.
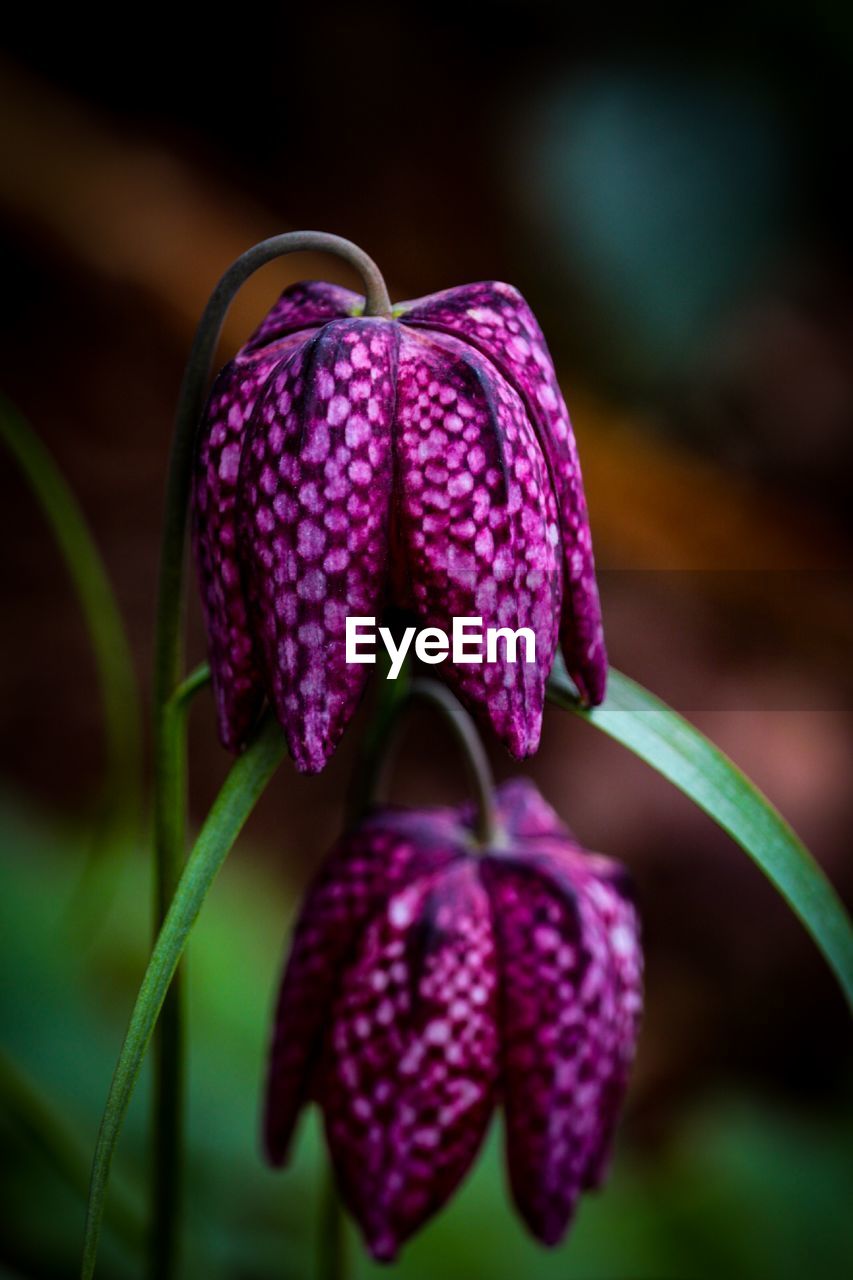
[290,750,329,777]
[504,709,544,760]
[366,1231,400,1264]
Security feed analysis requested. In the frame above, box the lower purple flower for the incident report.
[264,779,642,1261]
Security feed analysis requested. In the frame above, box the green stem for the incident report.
[149,695,188,1280]
[171,663,211,708]
[0,396,142,888]
[365,678,501,846]
[346,650,412,823]
[149,232,391,1279]
[148,664,210,1278]
[318,1163,348,1280]
[81,714,285,1280]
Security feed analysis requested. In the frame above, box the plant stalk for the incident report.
[149,232,392,1280]
[361,676,502,847]
[81,714,285,1280]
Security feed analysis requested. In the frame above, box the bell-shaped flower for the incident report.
[193,280,606,772]
[263,778,642,1260]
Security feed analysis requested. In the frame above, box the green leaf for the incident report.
[0,1049,143,1249]
[80,714,285,1280]
[0,396,142,888]
[548,667,853,1009]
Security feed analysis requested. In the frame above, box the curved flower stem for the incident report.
[365,678,501,847]
[149,232,392,1280]
[171,661,211,708]
[346,650,412,823]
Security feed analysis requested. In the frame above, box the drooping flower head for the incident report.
[263,778,642,1260]
[193,280,606,772]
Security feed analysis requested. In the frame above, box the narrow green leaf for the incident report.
[548,667,853,1008]
[0,1049,142,1248]
[171,661,212,709]
[81,714,285,1280]
[0,396,142,876]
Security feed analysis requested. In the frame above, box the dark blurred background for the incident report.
[1,4,851,1277]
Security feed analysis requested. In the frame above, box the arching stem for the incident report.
[363,677,502,847]
[149,232,391,1280]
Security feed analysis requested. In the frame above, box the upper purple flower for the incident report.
[263,778,642,1260]
[192,280,607,772]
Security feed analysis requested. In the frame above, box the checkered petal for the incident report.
[393,327,561,758]
[482,843,642,1245]
[400,282,607,706]
[192,281,359,753]
[321,858,499,1262]
[264,811,459,1166]
[237,318,399,773]
[493,775,570,840]
[192,332,310,750]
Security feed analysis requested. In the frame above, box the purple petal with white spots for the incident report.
[263,779,642,1259]
[321,858,499,1262]
[393,327,561,758]
[493,775,569,840]
[192,331,311,750]
[482,839,642,1245]
[399,282,607,705]
[264,811,459,1167]
[195,272,608,764]
[237,318,399,773]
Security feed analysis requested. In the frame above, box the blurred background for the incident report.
[1,3,851,1276]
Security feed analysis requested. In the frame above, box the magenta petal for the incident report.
[573,856,643,1191]
[494,776,569,840]
[192,332,310,751]
[321,859,499,1262]
[400,282,607,705]
[243,280,363,354]
[238,318,398,773]
[393,327,561,758]
[264,814,458,1167]
[482,846,642,1246]
[264,779,642,1259]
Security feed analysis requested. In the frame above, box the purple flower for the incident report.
[193,281,606,772]
[263,778,642,1261]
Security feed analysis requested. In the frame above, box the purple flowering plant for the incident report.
[193,275,605,769]
[72,232,851,1280]
[265,761,642,1261]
